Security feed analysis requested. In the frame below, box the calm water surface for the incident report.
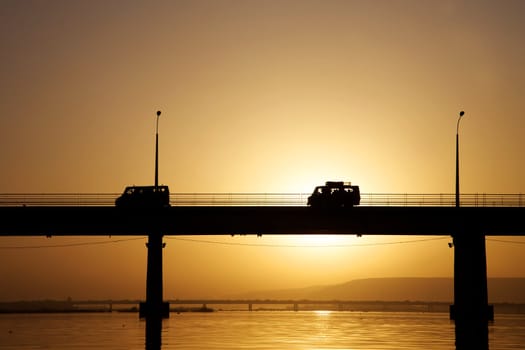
[1,311,525,349]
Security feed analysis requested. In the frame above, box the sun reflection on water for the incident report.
[314,310,332,316]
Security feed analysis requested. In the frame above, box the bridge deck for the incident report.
[0,206,524,236]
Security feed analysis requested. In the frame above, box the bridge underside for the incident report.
[0,206,524,236]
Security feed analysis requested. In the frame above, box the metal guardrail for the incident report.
[0,193,523,207]
[0,193,119,207]
[360,193,525,207]
[170,193,309,206]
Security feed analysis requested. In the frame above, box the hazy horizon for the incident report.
[3,277,525,304]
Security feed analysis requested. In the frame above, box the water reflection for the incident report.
[143,311,487,350]
[3,312,524,349]
[145,317,162,350]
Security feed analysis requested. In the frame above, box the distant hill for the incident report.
[232,278,525,303]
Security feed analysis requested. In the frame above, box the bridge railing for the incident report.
[171,193,525,207]
[360,193,524,207]
[0,193,523,207]
[170,193,309,206]
[0,193,119,207]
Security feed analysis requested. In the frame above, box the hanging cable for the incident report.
[0,237,146,249]
[487,238,525,245]
[5,236,520,250]
[165,236,448,248]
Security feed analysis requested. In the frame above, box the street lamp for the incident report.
[155,110,161,189]
[456,110,465,207]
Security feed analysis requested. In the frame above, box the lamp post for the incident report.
[140,109,169,320]
[155,110,161,189]
[452,109,491,349]
[456,110,465,207]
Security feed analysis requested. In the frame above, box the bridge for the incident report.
[1,192,525,350]
[0,191,523,236]
[1,192,523,236]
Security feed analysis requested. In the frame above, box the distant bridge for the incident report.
[70,299,525,314]
[72,299,453,313]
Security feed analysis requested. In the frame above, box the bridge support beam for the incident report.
[140,233,169,319]
[450,231,493,350]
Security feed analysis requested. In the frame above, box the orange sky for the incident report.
[0,0,524,300]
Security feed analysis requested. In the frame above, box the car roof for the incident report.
[125,185,169,189]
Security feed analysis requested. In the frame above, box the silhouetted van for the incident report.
[115,186,170,208]
[307,181,360,208]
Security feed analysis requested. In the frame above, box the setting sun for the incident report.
[291,235,355,247]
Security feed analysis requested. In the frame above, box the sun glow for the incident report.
[293,235,352,247]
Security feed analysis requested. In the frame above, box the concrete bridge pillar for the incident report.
[140,232,169,319]
[450,231,493,350]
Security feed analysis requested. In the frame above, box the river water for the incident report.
[1,311,525,349]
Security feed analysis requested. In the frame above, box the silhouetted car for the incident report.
[307,181,360,208]
[115,185,170,208]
